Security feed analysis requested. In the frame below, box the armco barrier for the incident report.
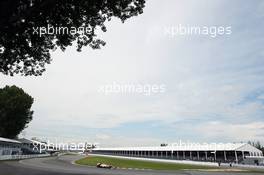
[0,154,50,161]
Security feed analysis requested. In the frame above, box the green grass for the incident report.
[75,156,217,170]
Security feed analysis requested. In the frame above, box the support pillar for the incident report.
[214,151,217,162]
[235,151,238,163]
[224,151,227,161]
[197,151,199,160]
[183,151,185,159]
[177,151,179,159]
[205,151,207,160]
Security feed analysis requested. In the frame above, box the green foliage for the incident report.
[248,141,264,154]
[0,85,34,138]
[0,0,145,76]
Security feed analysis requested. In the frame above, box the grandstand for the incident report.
[0,137,22,155]
[0,137,50,156]
[92,143,264,165]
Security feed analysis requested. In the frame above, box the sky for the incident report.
[1,0,264,147]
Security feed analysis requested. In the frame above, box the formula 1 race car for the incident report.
[96,163,113,169]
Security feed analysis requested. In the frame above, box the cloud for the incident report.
[95,134,111,140]
[257,94,264,100]
[1,0,264,145]
[194,121,264,143]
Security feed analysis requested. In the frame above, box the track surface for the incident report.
[0,155,262,175]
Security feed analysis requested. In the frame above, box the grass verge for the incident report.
[75,156,217,171]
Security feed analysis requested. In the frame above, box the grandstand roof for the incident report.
[0,137,21,144]
[17,138,46,145]
[94,143,262,153]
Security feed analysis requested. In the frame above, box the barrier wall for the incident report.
[0,154,50,161]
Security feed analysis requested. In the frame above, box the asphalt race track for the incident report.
[0,155,262,175]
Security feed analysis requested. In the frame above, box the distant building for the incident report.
[0,137,50,156]
[0,137,22,155]
[17,138,44,154]
[93,143,264,165]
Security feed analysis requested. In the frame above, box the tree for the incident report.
[0,85,34,138]
[248,141,264,154]
[0,0,145,76]
[160,143,168,147]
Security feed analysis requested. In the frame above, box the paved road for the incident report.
[0,155,262,175]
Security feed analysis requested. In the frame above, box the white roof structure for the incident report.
[0,137,46,145]
[0,137,21,144]
[94,143,262,154]
[17,138,47,146]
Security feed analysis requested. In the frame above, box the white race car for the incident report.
[96,163,113,169]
